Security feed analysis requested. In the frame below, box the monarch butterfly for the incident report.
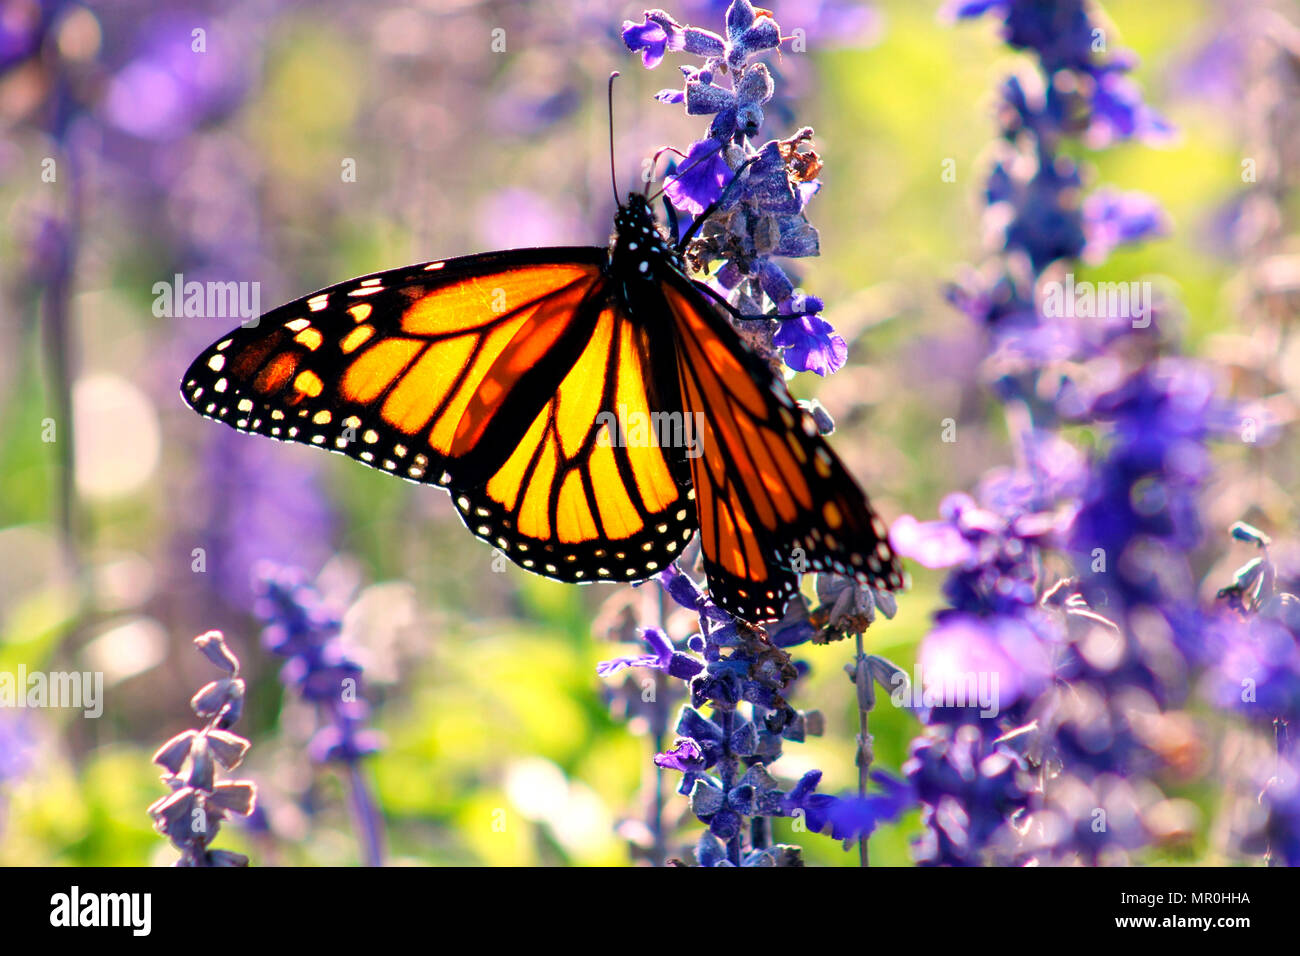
[181,171,904,624]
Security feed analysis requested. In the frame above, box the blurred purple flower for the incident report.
[1167,18,1251,107]
[943,0,1095,73]
[202,431,335,611]
[904,722,1029,865]
[0,0,48,76]
[0,713,35,787]
[918,611,1054,713]
[823,772,914,841]
[253,564,385,865]
[1082,187,1169,263]
[998,156,1086,273]
[1255,762,1300,866]
[890,514,977,568]
[1085,64,1175,148]
[945,266,1038,337]
[101,17,247,141]
[1208,594,1300,727]
[253,564,380,763]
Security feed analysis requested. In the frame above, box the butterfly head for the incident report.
[611,193,683,279]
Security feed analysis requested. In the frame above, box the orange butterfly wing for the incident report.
[181,249,696,583]
[183,250,604,484]
[663,278,905,622]
[450,300,697,583]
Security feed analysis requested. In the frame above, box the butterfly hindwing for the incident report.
[449,300,697,584]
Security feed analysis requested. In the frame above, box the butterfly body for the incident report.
[181,193,904,623]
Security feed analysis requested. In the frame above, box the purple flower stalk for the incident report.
[1208,523,1300,863]
[600,565,910,866]
[148,631,257,867]
[252,563,386,866]
[623,1,846,375]
[892,0,1192,865]
[616,1,915,866]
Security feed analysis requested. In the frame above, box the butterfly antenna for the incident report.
[608,72,621,208]
[645,145,687,196]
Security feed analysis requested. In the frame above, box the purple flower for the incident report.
[253,564,385,865]
[723,0,780,70]
[101,16,247,141]
[890,514,978,568]
[664,138,733,217]
[946,0,1174,150]
[1208,599,1300,726]
[629,3,846,383]
[308,709,384,764]
[1253,761,1300,866]
[1167,19,1251,108]
[201,431,336,611]
[780,770,838,833]
[655,737,705,774]
[943,0,1095,73]
[823,773,915,841]
[917,612,1054,713]
[740,140,805,213]
[941,0,1006,19]
[998,156,1086,273]
[1082,188,1169,263]
[926,0,1202,869]
[905,722,1029,865]
[0,0,47,75]
[1011,771,1152,864]
[657,565,731,622]
[1086,64,1175,148]
[945,267,1039,337]
[773,313,847,376]
[621,11,686,69]
[1067,361,1222,605]
[657,710,724,796]
[597,627,705,680]
[0,713,35,789]
[621,1,894,866]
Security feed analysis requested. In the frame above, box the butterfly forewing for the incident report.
[181,248,607,486]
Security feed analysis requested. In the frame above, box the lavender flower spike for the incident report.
[148,631,257,867]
